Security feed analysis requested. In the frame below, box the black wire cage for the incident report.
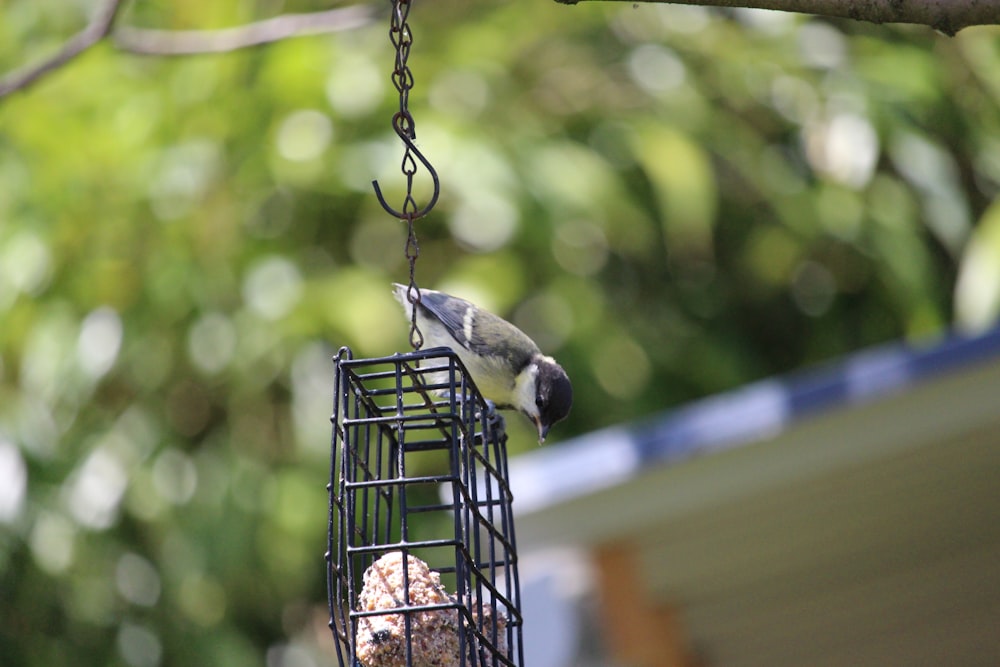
[327,346,524,667]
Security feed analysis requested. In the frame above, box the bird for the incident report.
[392,283,572,442]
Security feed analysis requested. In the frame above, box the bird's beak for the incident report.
[534,417,549,444]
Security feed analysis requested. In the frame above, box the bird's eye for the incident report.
[536,397,546,409]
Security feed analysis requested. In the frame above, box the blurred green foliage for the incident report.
[1,1,998,665]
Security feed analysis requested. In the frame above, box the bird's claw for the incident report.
[475,400,506,444]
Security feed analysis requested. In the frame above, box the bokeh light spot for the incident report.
[179,573,227,627]
[66,446,128,529]
[429,69,490,116]
[817,185,863,240]
[2,231,51,297]
[30,511,76,574]
[628,44,686,96]
[152,448,198,505]
[188,312,236,375]
[276,110,333,162]
[326,56,384,117]
[148,140,219,221]
[243,256,303,320]
[955,200,1000,332]
[291,343,336,454]
[449,193,519,252]
[0,439,27,523]
[267,642,317,667]
[514,291,575,352]
[116,552,162,607]
[117,622,162,667]
[798,21,847,69]
[791,260,837,317]
[552,221,609,277]
[770,76,819,125]
[591,336,652,400]
[804,113,879,189]
[349,217,406,271]
[78,306,123,379]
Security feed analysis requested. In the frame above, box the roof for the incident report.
[511,326,1000,666]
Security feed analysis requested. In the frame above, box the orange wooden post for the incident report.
[593,541,697,667]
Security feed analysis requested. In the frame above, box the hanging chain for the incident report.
[404,219,423,350]
[393,0,423,350]
[372,0,440,350]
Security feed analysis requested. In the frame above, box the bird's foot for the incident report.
[475,400,506,444]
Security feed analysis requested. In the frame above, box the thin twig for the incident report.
[0,0,126,98]
[112,5,375,56]
[0,3,375,100]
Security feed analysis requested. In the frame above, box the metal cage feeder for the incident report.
[327,346,524,667]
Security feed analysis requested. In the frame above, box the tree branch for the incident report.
[0,0,125,98]
[112,5,375,56]
[0,3,375,100]
[554,0,1000,35]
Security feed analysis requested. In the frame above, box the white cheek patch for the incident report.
[512,363,539,417]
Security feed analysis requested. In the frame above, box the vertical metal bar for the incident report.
[499,433,524,667]
[340,362,358,664]
[328,350,347,663]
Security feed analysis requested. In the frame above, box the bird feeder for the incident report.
[327,346,524,667]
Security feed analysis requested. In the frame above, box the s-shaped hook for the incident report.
[371,111,440,221]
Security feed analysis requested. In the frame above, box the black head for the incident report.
[533,359,573,441]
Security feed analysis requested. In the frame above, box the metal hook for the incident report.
[371,115,440,221]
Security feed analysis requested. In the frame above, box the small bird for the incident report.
[392,283,572,442]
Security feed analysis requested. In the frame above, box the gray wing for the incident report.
[417,289,539,372]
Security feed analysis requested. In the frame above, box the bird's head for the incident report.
[517,356,573,443]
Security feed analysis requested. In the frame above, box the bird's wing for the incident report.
[414,289,472,346]
[417,290,538,371]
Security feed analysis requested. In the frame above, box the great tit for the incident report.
[392,283,572,442]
